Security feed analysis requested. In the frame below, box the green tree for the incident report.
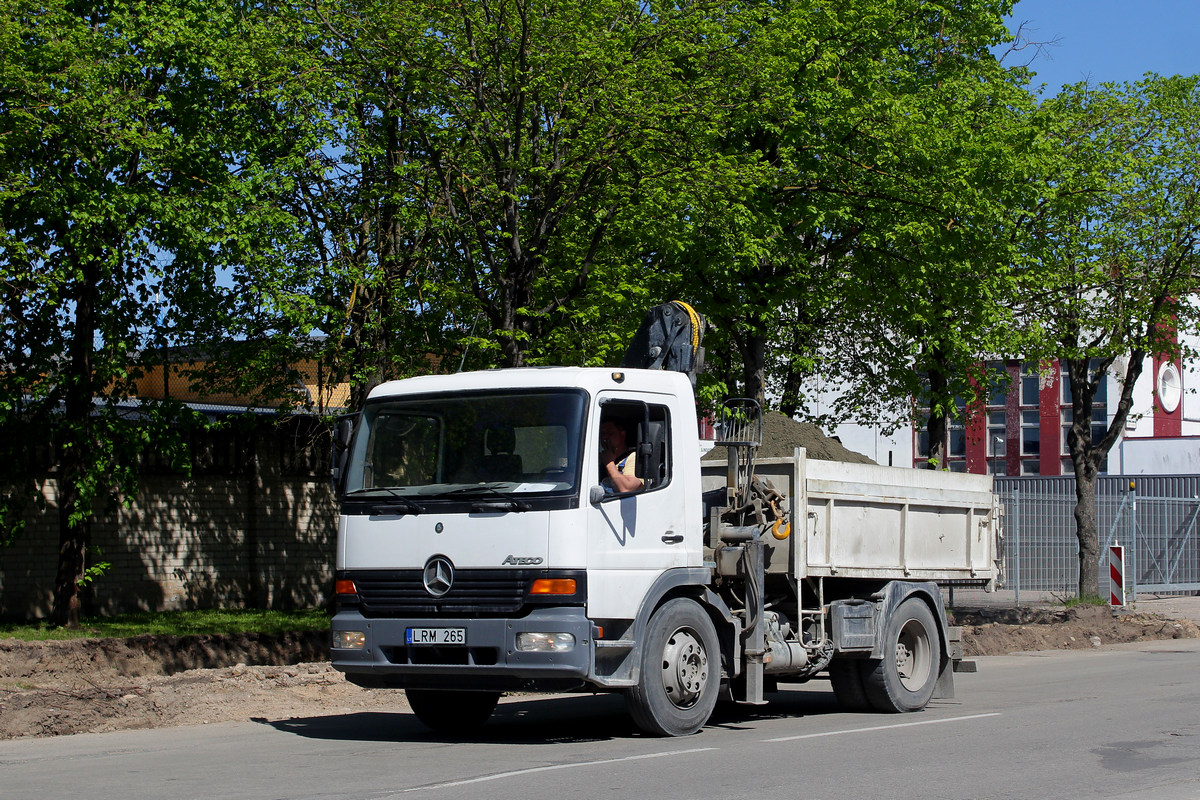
[838,56,1047,469]
[224,0,759,399]
[175,1,460,411]
[0,0,285,624]
[1024,74,1200,597]
[678,0,1037,457]
[403,0,752,369]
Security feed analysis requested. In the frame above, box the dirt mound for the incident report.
[952,604,1200,657]
[0,632,394,740]
[0,631,327,688]
[704,410,875,464]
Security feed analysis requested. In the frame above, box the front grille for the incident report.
[383,646,499,666]
[350,569,535,617]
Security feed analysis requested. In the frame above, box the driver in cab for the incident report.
[599,419,644,495]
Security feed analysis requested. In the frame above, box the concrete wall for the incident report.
[1117,436,1200,475]
[0,422,337,620]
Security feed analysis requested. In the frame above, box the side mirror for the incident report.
[330,414,357,496]
[589,485,607,505]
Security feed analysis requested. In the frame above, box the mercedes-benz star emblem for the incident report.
[423,556,454,598]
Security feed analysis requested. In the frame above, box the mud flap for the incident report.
[934,625,972,698]
[933,657,956,699]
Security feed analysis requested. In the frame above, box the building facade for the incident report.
[823,333,1200,476]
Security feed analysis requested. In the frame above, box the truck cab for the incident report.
[330,368,713,730]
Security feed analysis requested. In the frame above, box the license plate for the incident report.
[406,627,466,646]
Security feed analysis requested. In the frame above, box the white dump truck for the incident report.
[329,304,1001,736]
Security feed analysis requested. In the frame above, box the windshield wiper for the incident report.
[439,482,512,497]
[370,497,425,516]
[344,487,425,515]
[470,498,532,513]
[440,483,531,512]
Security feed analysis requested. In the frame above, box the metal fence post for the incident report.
[1129,481,1138,600]
[1013,487,1021,608]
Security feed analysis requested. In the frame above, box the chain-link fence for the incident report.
[949,475,1200,607]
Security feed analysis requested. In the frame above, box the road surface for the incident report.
[4,639,1198,800]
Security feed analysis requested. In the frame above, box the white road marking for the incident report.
[763,712,1002,742]
[392,747,718,794]
[387,714,999,794]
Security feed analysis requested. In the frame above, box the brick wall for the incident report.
[0,419,338,620]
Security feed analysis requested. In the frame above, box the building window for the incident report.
[1021,409,1040,456]
[1020,362,1041,406]
[913,406,967,470]
[915,411,930,462]
[985,362,1013,476]
[949,420,966,458]
[987,411,1006,475]
[987,362,1011,407]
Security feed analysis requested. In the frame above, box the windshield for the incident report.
[343,389,586,499]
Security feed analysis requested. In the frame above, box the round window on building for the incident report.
[1157,362,1182,414]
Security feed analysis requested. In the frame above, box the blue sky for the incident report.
[1005,0,1200,93]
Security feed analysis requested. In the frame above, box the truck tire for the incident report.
[405,689,500,734]
[626,598,720,736]
[861,597,939,713]
[828,658,872,712]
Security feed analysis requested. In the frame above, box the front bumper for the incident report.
[330,608,594,692]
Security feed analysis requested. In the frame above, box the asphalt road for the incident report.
[4,640,1199,800]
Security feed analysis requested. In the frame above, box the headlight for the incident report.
[332,630,367,650]
[515,632,576,652]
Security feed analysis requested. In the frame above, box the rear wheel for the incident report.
[828,658,872,711]
[626,598,720,736]
[405,689,500,734]
[861,597,940,713]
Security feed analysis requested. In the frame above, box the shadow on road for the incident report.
[255,683,845,744]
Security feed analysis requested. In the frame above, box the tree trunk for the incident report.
[53,485,88,628]
[925,411,948,470]
[923,355,951,470]
[52,261,99,627]
[1071,458,1101,598]
[743,331,767,406]
[1063,353,1142,598]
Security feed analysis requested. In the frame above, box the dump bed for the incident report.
[702,448,1001,587]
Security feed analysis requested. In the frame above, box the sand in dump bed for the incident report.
[704,410,875,464]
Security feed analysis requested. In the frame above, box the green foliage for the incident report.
[186,0,775,398]
[0,0,290,622]
[75,546,111,589]
[0,609,331,641]
[673,0,1042,449]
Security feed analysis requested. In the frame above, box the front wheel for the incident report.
[861,597,940,713]
[405,689,500,734]
[626,598,721,736]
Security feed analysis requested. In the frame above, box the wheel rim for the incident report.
[660,626,709,709]
[895,619,933,692]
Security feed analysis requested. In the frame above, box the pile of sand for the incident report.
[705,410,875,464]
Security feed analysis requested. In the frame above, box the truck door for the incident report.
[586,396,688,619]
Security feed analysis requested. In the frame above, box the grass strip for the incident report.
[0,608,330,641]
